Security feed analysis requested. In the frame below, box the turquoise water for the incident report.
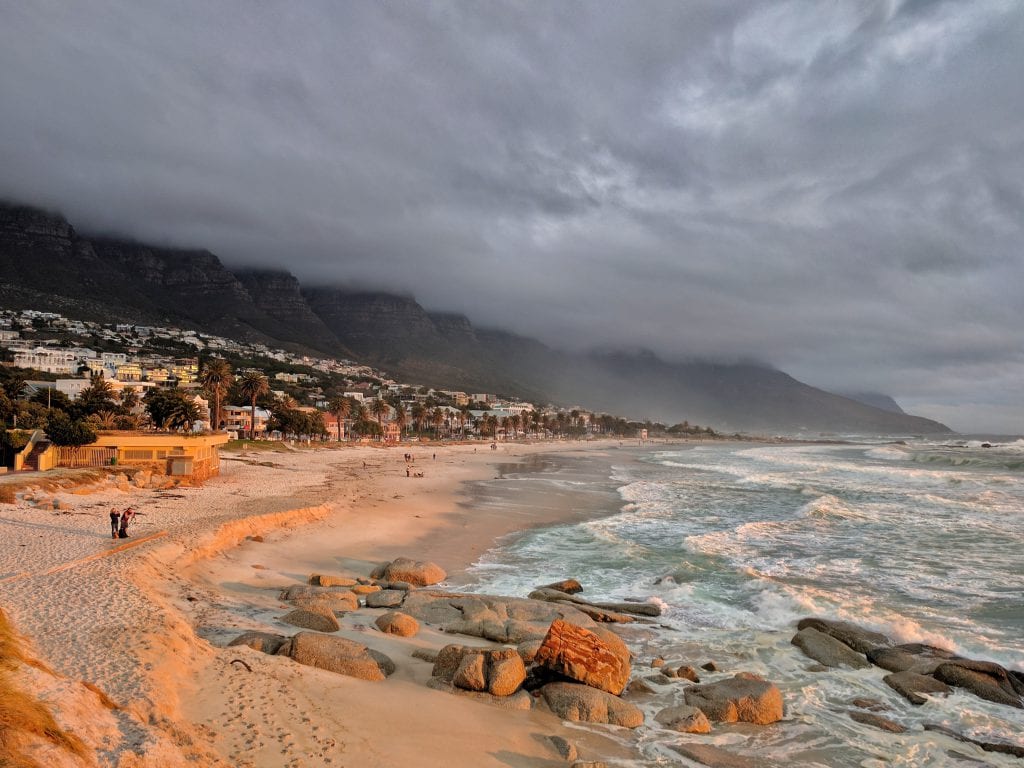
[460,439,1024,766]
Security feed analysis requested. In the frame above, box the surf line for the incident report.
[2,531,170,583]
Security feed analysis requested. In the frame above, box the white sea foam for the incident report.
[865,446,911,461]
[461,440,1024,762]
[795,494,867,520]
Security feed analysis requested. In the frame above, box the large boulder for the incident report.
[528,588,661,618]
[796,617,892,655]
[453,653,487,692]
[281,585,360,614]
[684,673,784,725]
[365,589,406,609]
[374,611,419,637]
[540,682,643,728]
[538,579,584,594]
[934,661,1024,709]
[791,627,870,669]
[402,590,598,644]
[535,619,631,695]
[292,592,359,613]
[883,671,952,705]
[370,557,446,587]
[227,631,289,655]
[487,648,528,697]
[280,607,340,633]
[654,704,711,734]
[287,632,395,681]
[431,644,527,697]
[867,644,959,675]
[281,584,354,602]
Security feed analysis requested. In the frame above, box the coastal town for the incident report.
[0,306,715,479]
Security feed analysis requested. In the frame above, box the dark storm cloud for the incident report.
[1,0,1022,432]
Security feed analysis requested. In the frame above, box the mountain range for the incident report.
[0,201,951,434]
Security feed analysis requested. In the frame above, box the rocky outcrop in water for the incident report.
[654,704,712,733]
[539,682,643,727]
[400,590,598,644]
[792,626,871,669]
[683,673,785,725]
[796,616,1024,710]
[883,671,952,705]
[535,619,632,696]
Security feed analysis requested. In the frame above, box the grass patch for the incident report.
[0,607,89,766]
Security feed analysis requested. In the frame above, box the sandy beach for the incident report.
[0,439,640,767]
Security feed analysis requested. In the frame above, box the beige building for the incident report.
[52,433,229,481]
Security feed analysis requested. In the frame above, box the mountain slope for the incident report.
[0,201,952,434]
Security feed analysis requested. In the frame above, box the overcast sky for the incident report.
[1,1,1022,433]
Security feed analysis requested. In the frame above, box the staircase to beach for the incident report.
[22,440,52,471]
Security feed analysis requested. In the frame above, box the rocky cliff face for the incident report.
[303,288,443,354]
[0,203,74,246]
[234,270,350,356]
[91,241,253,303]
[0,202,329,351]
[0,204,143,319]
[428,312,478,344]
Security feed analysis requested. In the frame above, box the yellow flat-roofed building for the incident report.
[54,432,229,481]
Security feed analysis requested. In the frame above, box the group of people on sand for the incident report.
[403,453,424,478]
[108,507,136,539]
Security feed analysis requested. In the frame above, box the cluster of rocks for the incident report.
[223,558,1024,765]
[228,557,445,680]
[791,616,1024,755]
[225,559,795,768]
[792,617,1024,710]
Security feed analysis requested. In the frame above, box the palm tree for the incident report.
[92,409,118,430]
[393,402,408,436]
[371,398,389,426]
[238,370,269,440]
[78,374,116,415]
[411,402,426,434]
[328,396,351,441]
[457,407,469,437]
[165,398,201,432]
[431,407,445,438]
[199,358,232,431]
[118,387,140,412]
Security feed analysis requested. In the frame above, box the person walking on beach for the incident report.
[109,508,120,540]
[118,507,135,539]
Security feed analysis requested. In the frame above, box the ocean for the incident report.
[457,438,1024,766]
